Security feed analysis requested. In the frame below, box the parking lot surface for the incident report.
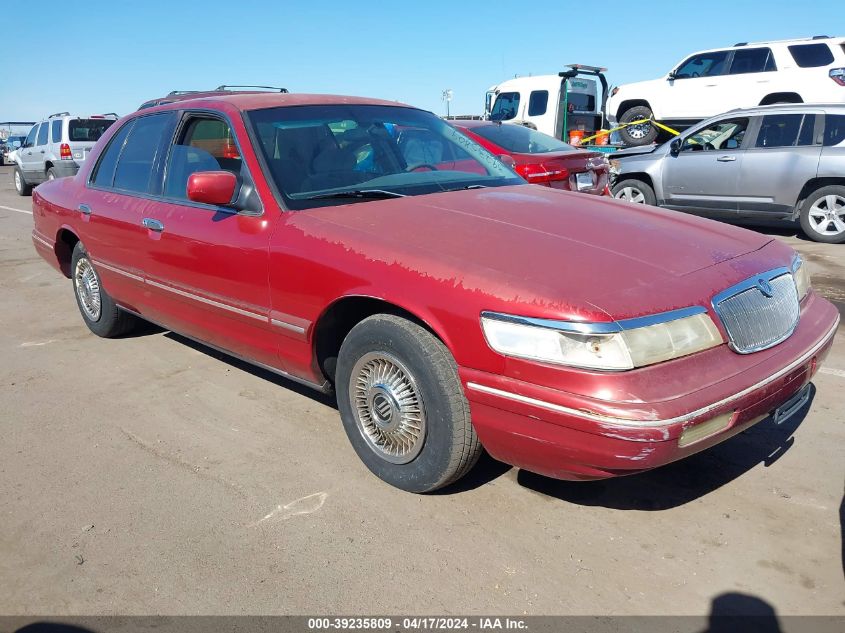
[0,164,843,616]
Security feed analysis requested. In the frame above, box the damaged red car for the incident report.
[30,93,839,492]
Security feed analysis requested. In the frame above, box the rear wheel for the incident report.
[799,186,845,244]
[71,242,138,337]
[618,105,659,146]
[612,179,656,206]
[47,167,58,181]
[13,166,32,196]
[336,314,482,493]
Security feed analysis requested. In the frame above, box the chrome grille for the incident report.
[714,272,800,353]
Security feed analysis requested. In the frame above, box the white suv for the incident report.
[607,36,845,146]
[13,112,117,196]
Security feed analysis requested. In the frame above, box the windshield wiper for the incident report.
[304,189,407,200]
[443,184,489,192]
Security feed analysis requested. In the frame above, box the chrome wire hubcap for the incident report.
[808,194,845,236]
[615,186,645,203]
[349,352,426,464]
[74,258,101,321]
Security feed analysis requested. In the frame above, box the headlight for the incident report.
[792,254,811,300]
[481,309,723,371]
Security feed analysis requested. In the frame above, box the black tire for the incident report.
[47,167,59,181]
[13,166,32,196]
[71,242,138,337]
[619,105,659,146]
[336,314,482,493]
[612,178,657,206]
[799,185,845,244]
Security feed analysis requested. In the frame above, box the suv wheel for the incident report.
[13,166,32,196]
[619,105,659,146]
[612,179,656,206]
[336,314,482,493]
[47,167,58,181]
[799,186,845,244]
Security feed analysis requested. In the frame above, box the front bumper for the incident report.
[461,295,839,480]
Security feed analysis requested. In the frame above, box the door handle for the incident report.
[716,155,737,162]
[142,218,165,232]
[78,204,92,215]
[39,150,45,154]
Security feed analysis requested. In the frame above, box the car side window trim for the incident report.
[86,109,262,216]
[157,109,263,216]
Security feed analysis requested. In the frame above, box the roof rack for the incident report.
[215,84,289,93]
[812,35,831,39]
[167,90,203,96]
[47,111,70,119]
[734,42,748,46]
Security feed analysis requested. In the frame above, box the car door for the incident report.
[663,50,731,119]
[19,123,44,178]
[137,111,283,369]
[82,112,177,312]
[735,111,823,217]
[661,116,751,216]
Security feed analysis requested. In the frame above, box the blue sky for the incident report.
[0,0,840,124]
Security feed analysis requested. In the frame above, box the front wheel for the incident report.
[71,242,138,337]
[799,186,845,243]
[13,166,32,196]
[612,179,656,206]
[336,314,482,492]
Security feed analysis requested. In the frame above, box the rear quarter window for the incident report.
[788,43,835,68]
[51,120,62,144]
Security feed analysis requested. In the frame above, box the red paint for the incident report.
[187,171,237,206]
[29,93,840,483]
[451,120,609,195]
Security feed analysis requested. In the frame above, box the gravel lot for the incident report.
[0,163,843,617]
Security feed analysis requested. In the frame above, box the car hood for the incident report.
[293,185,775,322]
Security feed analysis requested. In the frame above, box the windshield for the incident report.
[68,119,115,142]
[471,123,576,154]
[247,104,523,210]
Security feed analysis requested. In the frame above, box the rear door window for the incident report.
[51,120,62,144]
[823,114,845,146]
[729,47,776,74]
[91,121,134,187]
[490,92,520,121]
[69,119,115,143]
[112,114,173,193]
[36,123,48,146]
[788,43,834,68]
[754,114,809,148]
[528,90,548,117]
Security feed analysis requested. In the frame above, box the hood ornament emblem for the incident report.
[756,278,774,298]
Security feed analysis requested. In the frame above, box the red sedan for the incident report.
[450,120,610,195]
[29,93,838,492]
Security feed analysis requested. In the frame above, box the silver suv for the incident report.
[13,112,117,196]
[611,104,845,243]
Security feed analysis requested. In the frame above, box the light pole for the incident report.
[441,89,453,118]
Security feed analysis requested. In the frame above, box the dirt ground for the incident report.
[0,164,843,617]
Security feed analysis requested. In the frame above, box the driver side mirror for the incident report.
[667,70,677,81]
[670,138,682,157]
[187,170,238,206]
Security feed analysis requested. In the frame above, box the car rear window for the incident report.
[823,114,845,146]
[729,47,776,74]
[69,119,115,142]
[471,123,575,154]
[788,43,834,68]
[755,114,816,148]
